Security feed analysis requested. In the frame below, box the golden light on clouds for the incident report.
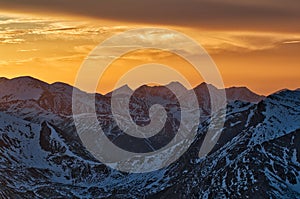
[0,11,299,95]
[96,49,204,94]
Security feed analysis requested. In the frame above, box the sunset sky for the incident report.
[0,0,299,95]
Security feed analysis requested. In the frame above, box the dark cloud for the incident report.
[0,0,299,32]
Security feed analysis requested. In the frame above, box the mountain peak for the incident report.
[50,81,74,93]
[166,81,184,87]
[0,76,48,101]
[105,84,133,97]
[0,77,8,83]
[226,86,265,103]
[194,82,218,91]
[268,88,300,99]
[10,76,47,85]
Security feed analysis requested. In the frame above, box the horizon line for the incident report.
[2,75,299,96]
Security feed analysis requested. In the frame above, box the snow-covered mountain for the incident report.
[0,76,264,148]
[0,76,299,198]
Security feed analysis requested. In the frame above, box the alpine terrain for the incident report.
[0,76,299,199]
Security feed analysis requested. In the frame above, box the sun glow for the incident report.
[0,11,299,95]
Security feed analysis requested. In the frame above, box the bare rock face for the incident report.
[39,122,66,154]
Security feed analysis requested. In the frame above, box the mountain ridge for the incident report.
[1,76,267,103]
[0,75,299,198]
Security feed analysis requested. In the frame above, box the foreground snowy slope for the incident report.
[0,76,299,198]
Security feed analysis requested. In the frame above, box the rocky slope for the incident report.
[0,76,299,198]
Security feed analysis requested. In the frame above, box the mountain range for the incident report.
[0,76,299,198]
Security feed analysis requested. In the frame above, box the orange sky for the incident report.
[0,9,299,95]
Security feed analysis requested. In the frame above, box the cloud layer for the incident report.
[0,0,299,32]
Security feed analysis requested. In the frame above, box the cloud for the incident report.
[0,0,299,32]
[0,60,8,66]
[1,13,299,56]
[0,15,126,44]
[3,55,85,66]
[283,40,300,44]
[186,31,300,54]
[0,37,25,44]
[17,49,39,52]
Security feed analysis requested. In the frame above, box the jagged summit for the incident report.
[0,76,273,102]
[0,76,269,104]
